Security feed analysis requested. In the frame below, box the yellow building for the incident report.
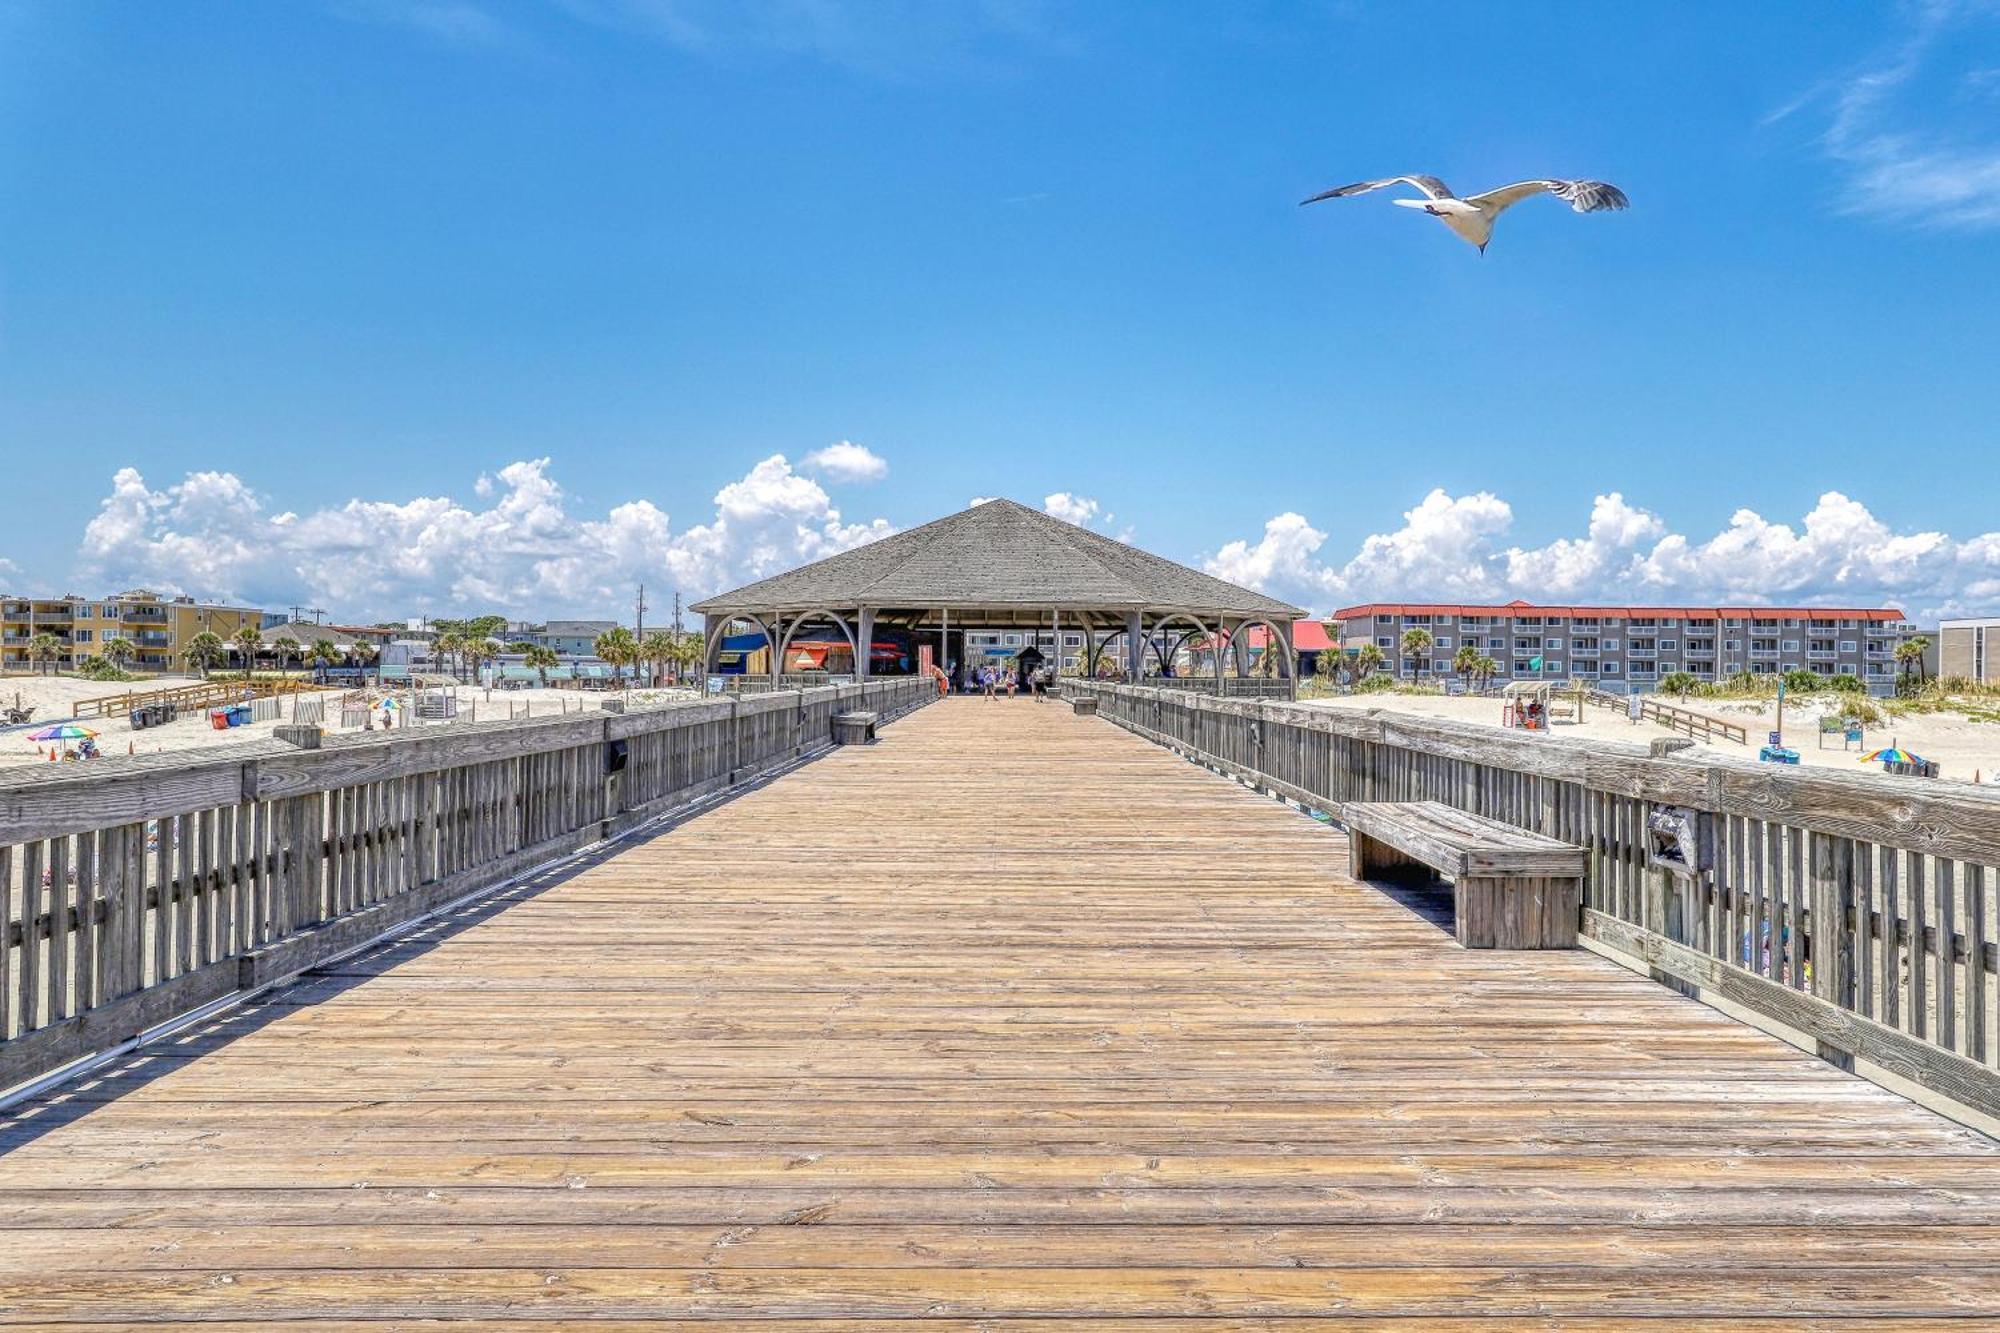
[1,590,264,674]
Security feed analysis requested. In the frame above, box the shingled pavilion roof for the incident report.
[690,499,1304,624]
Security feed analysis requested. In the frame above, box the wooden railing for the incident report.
[1068,680,2000,1123]
[70,677,309,722]
[1580,687,1750,746]
[1,677,934,1091]
[1133,676,1295,699]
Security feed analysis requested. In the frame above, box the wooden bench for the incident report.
[831,711,879,745]
[1342,800,1586,950]
[1070,696,1098,717]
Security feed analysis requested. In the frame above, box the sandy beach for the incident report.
[1300,689,2000,786]
[0,674,700,771]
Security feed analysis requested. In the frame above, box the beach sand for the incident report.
[1300,690,2000,786]
[0,675,699,771]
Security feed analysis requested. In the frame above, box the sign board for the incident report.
[707,676,725,696]
[1627,695,1643,722]
[919,645,934,675]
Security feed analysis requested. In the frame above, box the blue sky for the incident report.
[3,0,1998,620]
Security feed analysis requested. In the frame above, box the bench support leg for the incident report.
[1347,832,1434,886]
[1455,874,1582,950]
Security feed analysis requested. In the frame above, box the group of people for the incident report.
[972,663,1049,700]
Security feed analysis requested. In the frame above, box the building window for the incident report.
[1601,662,1620,675]
[74,629,93,643]
[1488,638,1505,651]
[1434,636,1452,649]
[1544,638,1563,651]
[1376,636,1394,650]
[1659,639,1677,651]
[1603,639,1620,651]
[1840,641,1857,652]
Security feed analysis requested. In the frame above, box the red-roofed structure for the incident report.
[1328,602,1920,696]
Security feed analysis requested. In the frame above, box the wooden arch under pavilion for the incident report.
[689,498,1307,697]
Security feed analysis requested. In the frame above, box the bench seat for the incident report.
[831,711,879,745]
[1342,800,1586,950]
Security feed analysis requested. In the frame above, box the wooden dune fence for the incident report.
[1068,680,2000,1123]
[0,678,933,1090]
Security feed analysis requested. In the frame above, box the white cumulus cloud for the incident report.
[1205,489,2000,622]
[801,440,889,484]
[75,454,894,619]
[1042,492,1101,525]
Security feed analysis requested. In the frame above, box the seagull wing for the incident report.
[1464,179,1630,216]
[1299,174,1454,206]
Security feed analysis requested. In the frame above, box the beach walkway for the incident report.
[1,697,1995,1324]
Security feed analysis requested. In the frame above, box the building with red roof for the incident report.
[1329,601,1920,695]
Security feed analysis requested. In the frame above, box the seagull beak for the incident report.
[1478,242,1488,256]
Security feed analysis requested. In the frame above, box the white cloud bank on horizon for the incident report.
[75,454,893,619]
[1204,489,2000,621]
[58,463,2000,625]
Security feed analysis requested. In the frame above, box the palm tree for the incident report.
[102,636,137,672]
[1474,655,1501,690]
[671,630,704,684]
[1399,627,1433,680]
[1453,643,1481,688]
[433,631,464,681]
[309,639,340,683]
[1353,642,1386,681]
[232,625,263,675]
[27,632,61,676]
[522,643,559,686]
[594,627,638,688]
[1895,635,1931,685]
[271,634,302,675]
[349,642,380,679]
[641,631,675,687]
[183,630,227,680]
[1659,670,1698,699]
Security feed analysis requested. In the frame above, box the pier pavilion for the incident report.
[691,497,1308,695]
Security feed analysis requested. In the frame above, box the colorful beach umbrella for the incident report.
[27,723,98,742]
[1859,747,1924,765]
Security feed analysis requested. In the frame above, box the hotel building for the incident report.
[1,590,265,674]
[1331,600,1922,695]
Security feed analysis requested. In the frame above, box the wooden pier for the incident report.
[1,697,1997,1324]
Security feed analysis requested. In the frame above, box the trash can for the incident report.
[210,708,230,730]
[130,709,148,730]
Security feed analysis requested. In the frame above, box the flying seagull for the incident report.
[1300,174,1628,253]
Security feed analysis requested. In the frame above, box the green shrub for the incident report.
[1657,670,1698,698]
[1782,669,1824,692]
[76,658,136,683]
[1829,673,1864,693]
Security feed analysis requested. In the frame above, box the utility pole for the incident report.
[672,590,683,683]
[634,583,648,685]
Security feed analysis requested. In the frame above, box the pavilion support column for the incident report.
[1215,616,1228,696]
[703,613,726,681]
[856,607,874,682]
[1280,620,1298,701]
[1126,610,1144,685]
[769,612,783,689]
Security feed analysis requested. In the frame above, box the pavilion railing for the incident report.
[0,676,935,1092]
[1066,679,2000,1123]
[1137,676,1295,699]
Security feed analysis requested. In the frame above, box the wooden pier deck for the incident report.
[1,697,1996,1325]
